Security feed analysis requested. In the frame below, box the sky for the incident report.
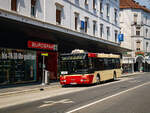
[134,0,150,9]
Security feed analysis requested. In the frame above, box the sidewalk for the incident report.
[0,82,61,97]
[121,72,144,77]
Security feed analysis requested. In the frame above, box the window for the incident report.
[93,0,96,10]
[56,9,61,25]
[55,3,63,25]
[75,0,79,5]
[115,30,118,42]
[93,21,96,36]
[106,4,110,17]
[31,0,36,17]
[74,13,79,30]
[94,58,104,70]
[106,27,110,40]
[114,8,117,23]
[145,16,147,24]
[85,0,88,5]
[146,42,149,52]
[146,28,148,37]
[11,0,17,11]
[134,14,138,24]
[100,24,103,38]
[85,17,88,33]
[136,41,141,51]
[136,27,140,36]
[100,0,103,14]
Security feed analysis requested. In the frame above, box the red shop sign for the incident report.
[28,41,57,51]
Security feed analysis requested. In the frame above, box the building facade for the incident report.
[0,0,128,85]
[120,0,150,73]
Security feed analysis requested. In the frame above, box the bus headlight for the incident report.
[62,80,66,82]
[81,79,87,82]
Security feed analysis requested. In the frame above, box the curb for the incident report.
[121,72,145,78]
[0,84,61,97]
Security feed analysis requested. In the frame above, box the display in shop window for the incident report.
[0,48,36,85]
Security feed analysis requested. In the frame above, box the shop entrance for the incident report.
[134,56,144,72]
[37,52,58,83]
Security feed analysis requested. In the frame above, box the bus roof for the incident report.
[60,52,120,58]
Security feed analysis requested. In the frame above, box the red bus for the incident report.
[59,50,121,86]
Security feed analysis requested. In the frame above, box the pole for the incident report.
[42,56,45,85]
[132,58,134,73]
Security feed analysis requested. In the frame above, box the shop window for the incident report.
[31,0,36,17]
[0,48,37,85]
[11,0,17,11]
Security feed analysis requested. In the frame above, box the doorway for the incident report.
[37,52,58,83]
[134,56,144,72]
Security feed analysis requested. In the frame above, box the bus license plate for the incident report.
[70,83,77,85]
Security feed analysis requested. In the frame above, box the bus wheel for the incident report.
[96,75,100,84]
[113,72,117,81]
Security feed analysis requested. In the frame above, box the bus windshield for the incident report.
[59,54,90,75]
[60,60,89,75]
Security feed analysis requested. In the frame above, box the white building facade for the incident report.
[120,0,150,72]
[0,0,128,85]
[0,0,120,43]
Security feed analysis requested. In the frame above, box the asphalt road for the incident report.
[0,73,150,113]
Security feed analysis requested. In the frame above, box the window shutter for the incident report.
[56,9,61,24]
[11,0,17,11]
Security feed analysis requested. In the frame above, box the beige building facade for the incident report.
[120,0,150,72]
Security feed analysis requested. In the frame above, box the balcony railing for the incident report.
[131,21,143,26]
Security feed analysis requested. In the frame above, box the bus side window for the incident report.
[112,58,115,69]
[115,58,120,69]
[98,58,104,70]
[89,58,93,69]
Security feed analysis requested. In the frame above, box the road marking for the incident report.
[66,81,150,113]
[38,99,74,108]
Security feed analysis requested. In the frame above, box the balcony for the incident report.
[131,21,143,26]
